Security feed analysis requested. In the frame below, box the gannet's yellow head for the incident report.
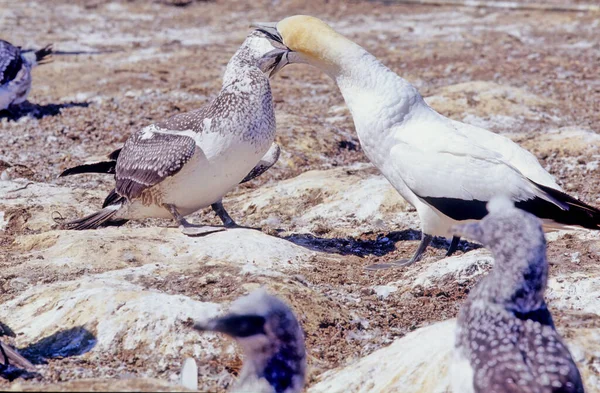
[252,15,355,76]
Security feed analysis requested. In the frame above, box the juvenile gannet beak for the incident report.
[251,22,292,77]
[451,222,484,243]
[194,314,266,338]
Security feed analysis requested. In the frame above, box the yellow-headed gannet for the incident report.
[60,31,282,236]
[0,40,52,111]
[253,16,600,266]
[193,289,306,393]
[450,197,584,393]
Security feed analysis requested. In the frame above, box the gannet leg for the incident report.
[211,201,237,228]
[164,203,225,237]
[445,236,461,257]
[364,233,433,271]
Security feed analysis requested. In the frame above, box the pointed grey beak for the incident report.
[194,314,266,338]
[250,22,282,45]
[251,22,292,77]
[451,222,484,243]
[257,48,290,77]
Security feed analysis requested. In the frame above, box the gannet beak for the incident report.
[451,222,484,243]
[251,22,292,77]
[250,22,282,45]
[194,314,266,338]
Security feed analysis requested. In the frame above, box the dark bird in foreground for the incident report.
[193,289,306,393]
[451,197,584,393]
[0,40,52,110]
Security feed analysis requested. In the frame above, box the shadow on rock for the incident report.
[284,229,481,257]
[0,101,89,121]
[21,326,97,364]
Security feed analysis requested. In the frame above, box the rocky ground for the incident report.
[0,0,599,391]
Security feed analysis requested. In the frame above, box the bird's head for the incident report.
[451,196,546,263]
[194,289,306,393]
[252,15,356,77]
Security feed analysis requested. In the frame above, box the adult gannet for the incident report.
[254,16,600,266]
[450,197,584,393]
[0,40,52,111]
[61,31,282,235]
[193,289,306,393]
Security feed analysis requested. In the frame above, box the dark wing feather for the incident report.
[115,131,196,200]
[0,40,23,85]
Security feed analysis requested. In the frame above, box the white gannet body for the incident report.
[61,32,281,235]
[255,16,600,265]
[450,197,584,393]
[0,40,52,111]
[193,289,306,393]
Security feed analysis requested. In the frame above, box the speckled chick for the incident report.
[61,31,279,235]
[451,197,584,393]
[194,289,306,393]
[0,40,52,110]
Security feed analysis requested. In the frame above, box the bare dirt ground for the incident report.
[1,0,599,391]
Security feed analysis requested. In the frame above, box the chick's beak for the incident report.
[251,22,292,77]
[194,314,266,338]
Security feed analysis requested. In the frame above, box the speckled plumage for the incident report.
[194,289,306,393]
[0,40,52,110]
[451,198,584,393]
[63,31,279,230]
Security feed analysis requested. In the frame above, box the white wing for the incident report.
[390,114,565,218]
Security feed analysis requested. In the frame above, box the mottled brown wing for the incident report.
[115,130,196,200]
[0,40,22,85]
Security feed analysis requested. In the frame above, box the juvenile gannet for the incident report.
[253,16,600,266]
[61,31,282,235]
[450,197,584,393]
[193,289,306,393]
[0,40,52,111]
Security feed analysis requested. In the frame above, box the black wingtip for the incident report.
[59,161,116,177]
[523,182,600,230]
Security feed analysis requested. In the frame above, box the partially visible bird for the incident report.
[0,40,52,111]
[193,289,306,393]
[59,31,281,235]
[0,322,34,373]
[253,16,600,268]
[450,197,584,393]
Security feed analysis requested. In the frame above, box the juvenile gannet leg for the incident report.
[211,201,261,231]
[445,236,461,257]
[164,203,224,237]
[365,233,433,271]
[211,201,237,228]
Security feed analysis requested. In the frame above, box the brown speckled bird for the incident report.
[60,31,282,236]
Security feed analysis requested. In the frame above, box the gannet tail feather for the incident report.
[521,182,600,230]
[62,200,127,230]
[59,161,116,177]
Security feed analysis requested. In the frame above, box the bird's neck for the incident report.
[316,42,425,162]
[483,248,548,313]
